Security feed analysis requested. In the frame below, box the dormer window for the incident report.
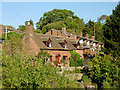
[64,42,67,48]
[87,41,90,45]
[63,41,67,48]
[59,40,67,48]
[80,39,83,47]
[93,43,96,49]
[44,38,52,48]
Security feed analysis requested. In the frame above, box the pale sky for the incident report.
[1,2,118,28]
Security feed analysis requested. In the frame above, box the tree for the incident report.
[42,21,66,34]
[102,2,120,57]
[19,25,26,31]
[88,54,119,88]
[36,9,85,34]
[98,15,108,24]
[69,51,84,67]
[82,20,103,42]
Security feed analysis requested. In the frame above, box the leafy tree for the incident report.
[98,15,108,24]
[88,54,119,88]
[42,21,66,34]
[36,9,85,34]
[102,2,120,57]
[69,51,83,67]
[19,25,26,31]
[83,20,103,42]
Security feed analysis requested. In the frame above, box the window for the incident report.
[45,38,52,48]
[63,56,67,61]
[80,39,83,44]
[87,41,90,45]
[64,42,67,48]
[93,43,96,49]
[60,40,67,48]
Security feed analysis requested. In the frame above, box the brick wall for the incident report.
[45,50,71,67]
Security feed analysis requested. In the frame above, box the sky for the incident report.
[1,2,118,29]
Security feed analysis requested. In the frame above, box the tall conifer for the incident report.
[103,2,120,57]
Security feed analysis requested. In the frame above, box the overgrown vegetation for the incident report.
[2,31,82,88]
[88,54,120,88]
[63,69,81,74]
[69,51,84,67]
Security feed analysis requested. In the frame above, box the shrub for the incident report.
[69,51,84,67]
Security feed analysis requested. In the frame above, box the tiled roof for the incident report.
[28,33,78,50]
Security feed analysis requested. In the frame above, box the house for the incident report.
[23,22,104,67]
[0,24,24,38]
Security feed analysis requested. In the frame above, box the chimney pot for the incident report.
[17,28,20,31]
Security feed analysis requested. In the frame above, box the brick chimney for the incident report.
[25,21,33,34]
[85,34,89,39]
[17,28,20,31]
[10,26,12,29]
[62,27,66,35]
[79,32,82,37]
[71,29,75,34]
[91,36,95,40]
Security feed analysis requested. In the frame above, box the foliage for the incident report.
[36,9,85,34]
[36,50,50,65]
[98,15,108,24]
[42,21,66,34]
[69,51,84,67]
[19,25,26,31]
[2,32,25,55]
[2,33,82,88]
[102,2,120,57]
[82,20,104,42]
[63,69,81,74]
[81,75,91,87]
[88,54,119,88]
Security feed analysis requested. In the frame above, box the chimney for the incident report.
[17,28,20,31]
[25,21,33,34]
[91,36,95,40]
[62,27,66,35]
[79,32,82,37]
[85,34,89,39]
[71,29,75,34]
[10,26,12,29]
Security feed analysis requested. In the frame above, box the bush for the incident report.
[69,51,84,67]
[81,75,91,87]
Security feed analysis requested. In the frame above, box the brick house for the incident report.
[23,23,104,67]
[0,24,24,38]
